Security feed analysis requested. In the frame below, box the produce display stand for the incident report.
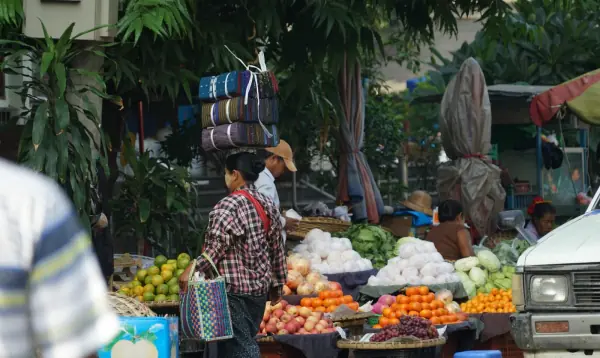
[337,337,446,358]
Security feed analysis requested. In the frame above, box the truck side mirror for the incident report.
[497,210,537,245]
[497,210,526,230]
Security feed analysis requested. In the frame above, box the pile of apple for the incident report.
[259,300,337,335]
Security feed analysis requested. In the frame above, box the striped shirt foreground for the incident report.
[0,159,119,357]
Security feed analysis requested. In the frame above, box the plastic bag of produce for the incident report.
[454,257,480,272]
[477,250,501,272]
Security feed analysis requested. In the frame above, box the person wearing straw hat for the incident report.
[428,199,475,261]
[401,190,434,216]
[256,140,300,241]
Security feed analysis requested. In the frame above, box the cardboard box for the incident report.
[99,316,179,358]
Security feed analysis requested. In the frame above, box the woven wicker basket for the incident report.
[108,292,157,317]
[337,337,446,350]
[289,217,351,238]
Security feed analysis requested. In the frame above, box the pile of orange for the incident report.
[300,290,359,313]
[373,286,465,328]
[461,288,515,313]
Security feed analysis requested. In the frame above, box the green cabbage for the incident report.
[469,267,487,287]
[457,272,476,298]
[454,257,480,272]
[493,278,512,290]
[477,250,501,272]
[394,237,420,255]
[335,224,397,269]
[491,272,505,281]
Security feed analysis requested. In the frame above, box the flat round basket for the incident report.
[144,301,180,309]
[108,292,156,317]
[337,337,446,350]
[289,217,351,238]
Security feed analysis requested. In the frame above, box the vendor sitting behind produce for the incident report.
[525,197,556,241]
[427,199,474,261]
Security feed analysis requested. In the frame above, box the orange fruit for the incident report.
[389,317,400,325]
[388,311,397,319]
[396,309,408,317]
[312,298,323,308]
[382,307,392,318]
[348,302,359,311]
[430,317,441,325]
[333,290,343,298]
[399,303,411,312]
[319,291,328,300]
[342,295,353,304]
[396,295,407,303]
[406,287,417,296]
[379,317,390,327]
[315,306,326,312]
[431,300,443,309]
[408,310,420,316]
[398,296,410,304]
[420,309,432,319]
[391,303,400,311]
[418,286,430,296]
[421,303,431,310]
[409,302,422,312]
[300,298,313,307]
[372,324,382,329]
[327,305,337,313]
[447,314,458,323]
[409,295,422,303]
[425,293,435,303]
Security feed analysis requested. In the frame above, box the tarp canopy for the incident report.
[530,68,600,126]
[437,58,506,236]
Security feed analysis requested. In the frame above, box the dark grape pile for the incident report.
[370,315,439,342]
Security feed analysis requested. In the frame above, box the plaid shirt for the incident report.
[198,184,287,296]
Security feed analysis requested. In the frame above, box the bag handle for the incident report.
[233,190,271,233]
[187,253,221,282]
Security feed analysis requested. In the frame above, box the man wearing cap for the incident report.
[256,140,300,241]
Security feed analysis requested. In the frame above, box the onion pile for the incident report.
[284,254,340,296]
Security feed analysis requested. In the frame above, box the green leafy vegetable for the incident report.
[334,224,397,269]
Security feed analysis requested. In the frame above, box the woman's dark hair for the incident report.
[438,199,463,223]
[225,152,265,183]
[531,202,556,221]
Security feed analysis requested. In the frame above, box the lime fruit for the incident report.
[156,284,169,295]
[167,277,178,287]
[148,266,160,276]
[136,296,144,302]
[124,282,133,289]
[131,280,142,288]
[161,263,175,272]
[155,294,167,302]
[143,284,155,293]
[133,286,144,296]
[168,294,179,301]
[143,292,155,302]
[175,269,185,278]
[144,276,153,285]
[161,270,173,282]
[177,253,191,262]
[117,290,128,296]
[154,255,168,267]
[167,259,177,266]
[151,275,164,287]
[177,258,190,270]
[136,269,148,282]
[169,284,179,295]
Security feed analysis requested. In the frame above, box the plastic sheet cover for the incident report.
[437,58,506,236]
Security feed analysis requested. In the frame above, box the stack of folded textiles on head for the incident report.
[198,69,280,152]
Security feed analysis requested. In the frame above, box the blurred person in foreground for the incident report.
[0,158,119,358]
[256,140,300,243]
[180,152,286,358]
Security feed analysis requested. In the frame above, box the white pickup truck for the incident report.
[508,194,600,358]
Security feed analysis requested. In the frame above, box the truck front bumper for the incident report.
[512,312,600,351]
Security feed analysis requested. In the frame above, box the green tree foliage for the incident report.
[430,0,600,85]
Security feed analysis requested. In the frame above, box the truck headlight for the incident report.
[530,275,568,303]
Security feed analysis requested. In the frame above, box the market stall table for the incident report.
[325,269,378,299]
[337,337,446,358]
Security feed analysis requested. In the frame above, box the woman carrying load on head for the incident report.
[179,152,287,358]
[525,196,556,241]
[428,199,475,261]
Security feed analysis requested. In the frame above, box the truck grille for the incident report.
[573,271,600,306]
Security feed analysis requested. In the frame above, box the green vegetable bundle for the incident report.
[334,224,397,269]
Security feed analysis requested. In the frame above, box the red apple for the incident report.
[295,316,305,326]
[298,328,307,334]
[304,321,315,331]
[281,314,292,323]
[286,306,298,316]
[310,329,318,334]
[318,320,329,328]
[263,312,270,322]
[273,309,284,318]
[283,285,292,295]
[306,316,318,324]
[298,307,312,318]
[284,322,297,334]
[311,312,323,320]
[315,323,325,332]
[328,281,342,291]
[280,300,288,310]
[277,329,289,335]
[265,324,277,334]
[268,317,279,326]
[276,322,285,331]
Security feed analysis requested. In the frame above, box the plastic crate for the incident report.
[474,333,523,358]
